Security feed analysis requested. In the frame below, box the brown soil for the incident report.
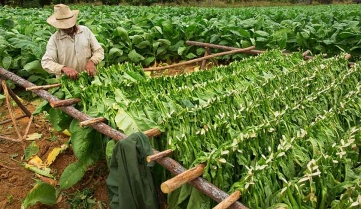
[0,98,108,209]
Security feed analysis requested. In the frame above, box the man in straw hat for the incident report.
[41,4,104,79]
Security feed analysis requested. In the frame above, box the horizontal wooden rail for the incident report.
[186,40,315,59]
[143,46,255,71]
[26,83,61,91]
[161,164,205,193]
[0,67,249,209]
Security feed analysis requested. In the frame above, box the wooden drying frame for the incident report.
[0,67,249,209]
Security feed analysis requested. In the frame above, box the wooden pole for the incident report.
[50,98,81,108]
[147,149,173,162]
[213,191,241,209]
[79,117,106,127]
[26,83,61,91]
[0,68,249,209]
[23,115,34,140]
[186,41,316,60]
[161,164,205,193]
[0,78,33,118]
[1,80,23,142]
[0,114,27,125]
[186,41,263,55]
[201,47,209,70]
[0,135,22,142]
[143,46,255,71]
[143,127,162,138]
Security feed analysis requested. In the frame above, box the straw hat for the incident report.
[47,4,79,29]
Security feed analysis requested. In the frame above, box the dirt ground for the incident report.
[0,95,110,209]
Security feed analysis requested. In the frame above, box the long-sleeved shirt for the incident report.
[41,25,104,77]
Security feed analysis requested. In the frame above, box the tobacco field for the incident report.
[1,4,361,84]
[1,3,361,209]
[50,50,361,208]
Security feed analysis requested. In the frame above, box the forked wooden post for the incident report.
[213,191,241,209]
[147,149,173,162]
[79,117,107,127]
[50,98,81,108]
[26,83,61,91]
[161,164,205,193]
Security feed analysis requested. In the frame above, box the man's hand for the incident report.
[85,60,97,77]
[61,66,78,80]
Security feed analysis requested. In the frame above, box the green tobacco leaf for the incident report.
[33,100,50,115]
[70,126,92,161]
[136,41,151,49]
[114,27,130,43]
[21,182,56,209]
[254,30,269,37]
[2,56,12,69]
[106,140,116,166]
[144,57,155,66]
[23,60,47,75]
[186,188,210,209]
[115,109,139,135]
[25,141,39,160]
[49,108,72,132]
[60,159,93,190]
[128,49,145,63]
[109,48,123,57]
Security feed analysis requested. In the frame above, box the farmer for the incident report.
[41,4,104,79]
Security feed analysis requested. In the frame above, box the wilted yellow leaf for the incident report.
[62,129,71,136]
[28,155,45,168]
[45,144,69,166]
[26,133,42,141]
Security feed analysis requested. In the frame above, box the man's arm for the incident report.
[89,31,105,65]
[41,35,64,77]
[84,29,104,77]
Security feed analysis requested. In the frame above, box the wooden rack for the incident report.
[0,67,249,209]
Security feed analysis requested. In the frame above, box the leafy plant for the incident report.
[55,50,361,208]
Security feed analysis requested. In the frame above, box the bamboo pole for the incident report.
[79,117,106,127]
[26,83,61,91]
[147,149,173,162]
[50,98,81,108]
[213,191,241,209]
[0,68,249,209]
[143,46,255,71]
[161,164,206,193]
[0,114,27,125]
[1,80,23,142]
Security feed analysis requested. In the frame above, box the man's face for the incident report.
[62,25,76,35]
